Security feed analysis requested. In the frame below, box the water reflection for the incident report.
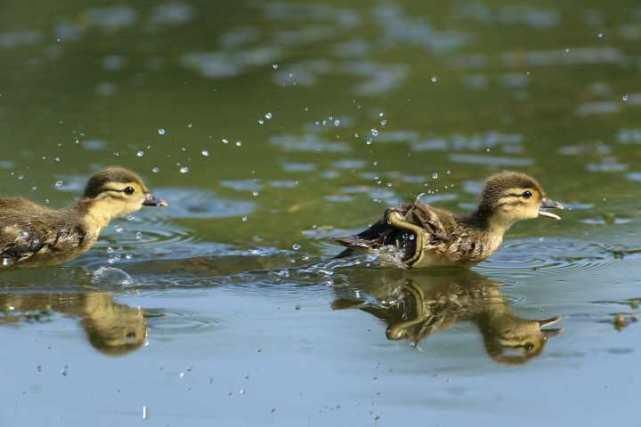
[0,292,147,356]
[333,269,561,364]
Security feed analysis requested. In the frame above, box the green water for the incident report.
[2,0,641,425]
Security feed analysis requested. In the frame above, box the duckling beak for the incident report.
[537,317,562,339]
[143,193,168,207]
[537,316,561,328]
[539,198,564,220]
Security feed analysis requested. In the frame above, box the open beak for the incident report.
[537,316,561,328]
[539,198,564,220]
[143,193,168,207]
[538,316,563,338]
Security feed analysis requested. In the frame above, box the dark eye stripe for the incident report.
[100,187,131,195]
[505,191,535,198]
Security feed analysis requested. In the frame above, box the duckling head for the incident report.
[477,171,564,230]
[82,294,148,357]
[482,316,561,365]
[80,166,167,227]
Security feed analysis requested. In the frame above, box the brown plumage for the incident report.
[331,270,562,365]
[0,166,167,269]
[335,171,563,268]
[0,292,147,356]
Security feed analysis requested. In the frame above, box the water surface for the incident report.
[2,0,641,425]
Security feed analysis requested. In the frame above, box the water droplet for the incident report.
[115,225,124,233]
[430,76,438,83]
[2,258,12,267]
[235,141,242,147]
[258,119,264,125]
[252,191,259,197]
[370,129,379,137]
[432,172,439,180]
[158,128,166,136]
[136,150,144,158]
[272,64,279,70]
[264,112,272,120]
[221,138,229,144]
[142,406,148,420]
[241,216,248,222]
[333,119,341,127]
[622,94,630,102]
[564,48,571,53]
[179,166,189,174]
[152,166,160,173]
[135,232,143,240]
[292,243,301,251]
[201,150,209,157]
[597,32,605,39]
[54,180,63,189]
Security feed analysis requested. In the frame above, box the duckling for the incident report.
[335,171,563,268]
[331,269,561,364]
[0,166,167,269]
[0,292,147,356]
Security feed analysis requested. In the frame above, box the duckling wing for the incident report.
[0,216,86,266]
[403,202,451,242]
[334,202,451,258]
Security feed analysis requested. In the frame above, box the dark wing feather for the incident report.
[0,214,86,266]
[404,202,450,242]
[334,202,451,259]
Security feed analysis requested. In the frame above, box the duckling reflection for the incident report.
[0,292,147,356]
[332,269,561,364]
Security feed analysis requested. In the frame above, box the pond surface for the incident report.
[2,0,641,425]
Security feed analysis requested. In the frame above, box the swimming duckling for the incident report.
[0,166,167,268]
[336,171,563,268]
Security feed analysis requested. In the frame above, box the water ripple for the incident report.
[478,238,612,277]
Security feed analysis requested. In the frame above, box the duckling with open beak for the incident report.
[0,166,167,269]
[335,171,564,268]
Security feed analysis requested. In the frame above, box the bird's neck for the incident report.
[73,198,120,234]
[465,208,515,237]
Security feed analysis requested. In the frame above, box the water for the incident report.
[1,0,641,425]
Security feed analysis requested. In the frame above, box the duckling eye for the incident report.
[522,190,533,199]
[124,186,135,195]
[524,342,534,352]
